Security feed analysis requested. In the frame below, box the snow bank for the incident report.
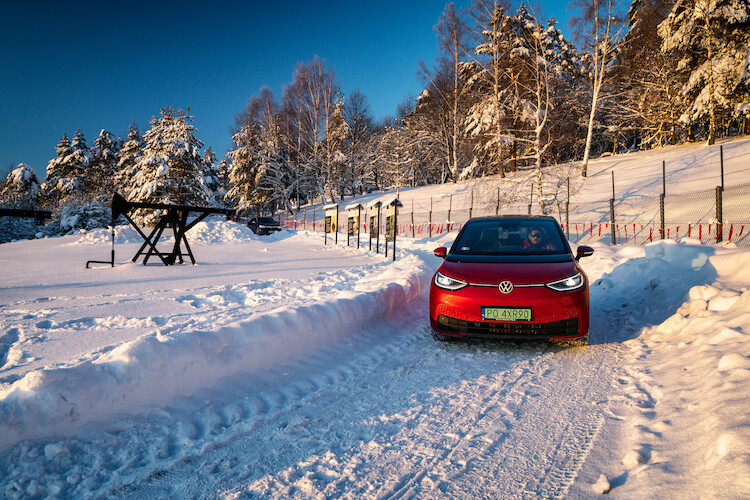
[588,240,750,497]
[0,245,431,454]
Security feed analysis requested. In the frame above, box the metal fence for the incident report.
[280,179,750,248]
[562,182,750,246]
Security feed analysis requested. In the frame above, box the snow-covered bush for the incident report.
[59,201,112,234]
[0,216,40,244]
[1,163,41,209]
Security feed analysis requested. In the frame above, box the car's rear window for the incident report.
[452,219,567,255]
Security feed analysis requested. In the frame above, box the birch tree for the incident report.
[572,0,627,176]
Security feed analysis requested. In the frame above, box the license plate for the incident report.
[481,307,532,321]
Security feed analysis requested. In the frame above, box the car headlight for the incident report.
[546,273,584,292]
[434,272,467,291]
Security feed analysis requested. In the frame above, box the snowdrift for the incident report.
[0,236,431,453]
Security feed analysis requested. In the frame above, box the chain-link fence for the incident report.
[563,182,750,246]
[280,179,750,248]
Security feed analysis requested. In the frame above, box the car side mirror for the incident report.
[433,247,447,258]
[576,245,594,261]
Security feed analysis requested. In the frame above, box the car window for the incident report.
[452,219,566,255]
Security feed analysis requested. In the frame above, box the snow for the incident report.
[1,138,750,498]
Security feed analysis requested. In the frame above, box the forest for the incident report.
[1,0,748,233]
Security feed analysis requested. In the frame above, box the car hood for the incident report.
[438,259,578,286]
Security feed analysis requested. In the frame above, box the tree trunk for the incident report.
[581,80,600,178]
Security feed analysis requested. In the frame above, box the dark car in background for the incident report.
[248,217,282,235]
[429,216,594,345]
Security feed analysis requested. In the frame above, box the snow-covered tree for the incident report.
[116,122,144,196]
[89,129,120,198]
[44,134,73,185]
[462,3,583,181]
[43,133,84,205]
[1,163,41,209]
[216,156,232,203]
[659,0,750,144]
[226,124,260,213]
[322,93,349,200]
[343,90,376,195]
[571,0,627,176]
[227,87,296,214]
[128,108,213,222]
[69,129,92,183]
[463,1,512,177]
[202,146,222,205]
[417,2,473,183]
[611,0,679,148]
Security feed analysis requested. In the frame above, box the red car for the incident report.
[430,216,594,344]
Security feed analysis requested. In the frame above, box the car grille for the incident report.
[437,315,579,338]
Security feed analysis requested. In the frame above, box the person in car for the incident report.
[522,227,557,250]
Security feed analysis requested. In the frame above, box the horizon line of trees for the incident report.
[2,0,749,220]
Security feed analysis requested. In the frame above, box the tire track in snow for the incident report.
[95,308,430,499]
[377,355,541,499]
[368,346,617,500]
[206,328,621,499]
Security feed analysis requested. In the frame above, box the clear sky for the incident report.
[1,1,573,179]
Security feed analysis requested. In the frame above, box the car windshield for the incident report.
[452,219,567,255]
[258,217,278,224]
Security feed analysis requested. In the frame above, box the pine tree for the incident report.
[323,93,349,200]
[226,124,262,213]
[116,122,144,196]
[45,134,73,186]
[659,0,750,144]
[203,146,222,205]
[90,129,120,198]
[43,133,84,205]
[69,129,92,184]
[129,108,212,221]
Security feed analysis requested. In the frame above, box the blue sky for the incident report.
[1,1,573,179]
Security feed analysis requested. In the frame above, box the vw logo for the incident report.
[498,281,514,294]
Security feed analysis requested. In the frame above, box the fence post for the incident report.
[610,199,616,245]
[660,162,666,240]
[716,185,723,242]
[469,190,474,219]
[448,195,452,223]
[528,183,533,215]
[429,197,433,237]
[720,145,725,190]
[496,187,500,215]
[660,193,665,239]
[610,172,616,244]
[566,178,570,239]
[411,199,415,238]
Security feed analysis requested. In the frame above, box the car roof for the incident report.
[465,215,558,222]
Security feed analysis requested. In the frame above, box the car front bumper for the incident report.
[429,281,589,340]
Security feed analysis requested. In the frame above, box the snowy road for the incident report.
[112,309,622,499]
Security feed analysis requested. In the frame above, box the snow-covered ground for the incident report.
[1,138,750,498]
